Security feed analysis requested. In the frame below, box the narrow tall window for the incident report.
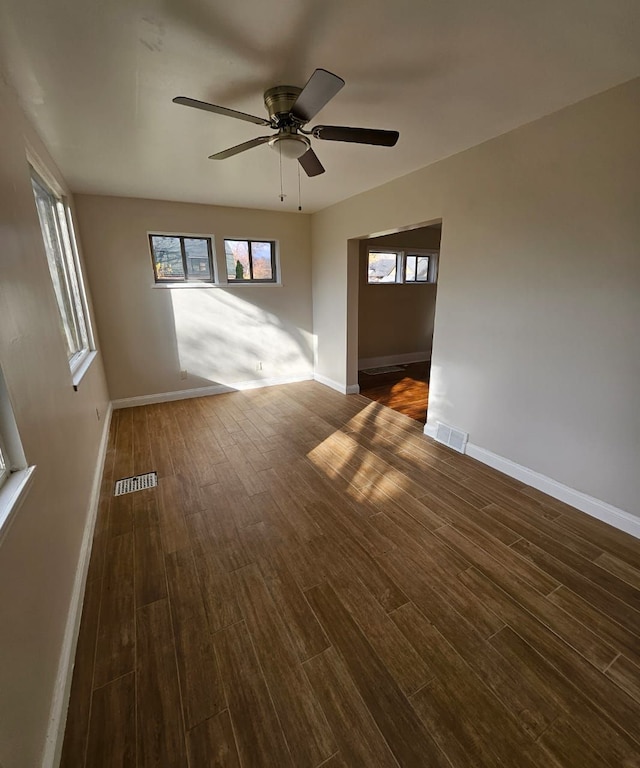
[31,171,93,373]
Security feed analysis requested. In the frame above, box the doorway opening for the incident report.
[355,222,442,424]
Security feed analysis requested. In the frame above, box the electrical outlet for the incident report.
[180,369,188,380]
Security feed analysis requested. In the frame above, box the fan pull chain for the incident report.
[297,162,302,211]
[279,143,285,203]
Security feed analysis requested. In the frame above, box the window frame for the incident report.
[367,249,402,284]
[367,247,439,285]
[30,165,96,379]
[224,238,278,284]
[404,251,436,283]
[148,233,216,284]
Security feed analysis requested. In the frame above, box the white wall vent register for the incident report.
[114,472,158,496]
[434,422,469,454]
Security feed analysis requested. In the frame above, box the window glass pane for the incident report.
[0,440,7,486]
[251,242,273,280]
[416,255,429,281]
[368,252,398,283]
[57,202,89,348]
[225,240,250,280]
[405,255,416,281]
[151,236,184,280]
[184,238,211,280]
[31,177,82,359]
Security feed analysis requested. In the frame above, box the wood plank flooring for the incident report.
[61,381,640,767]
[358,361,429,423]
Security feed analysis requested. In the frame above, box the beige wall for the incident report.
[0,76,110,766]
[75,195,313,401]
[313,77,640,518]
[358,227,441,364]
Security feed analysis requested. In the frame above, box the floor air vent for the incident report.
[434,422,469,453]
[114,472,158,496]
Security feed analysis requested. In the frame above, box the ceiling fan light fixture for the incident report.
[269,133,310,159]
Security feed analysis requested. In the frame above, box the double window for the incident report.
[31,170,94,375]
[148,234,278,285]
[367,249,438,285]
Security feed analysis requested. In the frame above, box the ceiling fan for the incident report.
[173,68,399,177]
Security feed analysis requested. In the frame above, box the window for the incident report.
[149,234,215,283]
[225,239,276,283]
[31,170,94,374]
[0,434,8,490]
[0,365,25,492]
[0,364,33,541]
[368,251,400,283]
[368,248,438,284]
[405,253,430,282]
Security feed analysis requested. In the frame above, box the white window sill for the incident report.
[0,466,36,547]
[152,282,283,289]
[72,350,98,391]
[152,282,217,289]
[367,282,437,286]
[223,282,282,288]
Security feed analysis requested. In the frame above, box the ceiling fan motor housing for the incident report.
[264,85,303,125]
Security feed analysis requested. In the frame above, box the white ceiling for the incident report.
[2,0,639,213]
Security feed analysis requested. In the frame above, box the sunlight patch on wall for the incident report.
[423,361,449,432]
[169,288,313,386]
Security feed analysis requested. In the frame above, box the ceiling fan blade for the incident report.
[208,136,272,159]
[290,69,345,123]
[312,125,399,146]
[173,96,271,127]
[298,148,325,177]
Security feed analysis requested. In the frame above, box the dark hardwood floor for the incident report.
[358,361,429,423]
[61,382,640,767]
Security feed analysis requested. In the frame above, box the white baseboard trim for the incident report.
[423,422,438,440]
[358,352,430,370]
[112,373,314,409]
[113,384,232,408]
[424,419,639,539]
[234,373,313,392]
[465,443,640,539]
[313,373,357,395]
[42,402,113,768]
